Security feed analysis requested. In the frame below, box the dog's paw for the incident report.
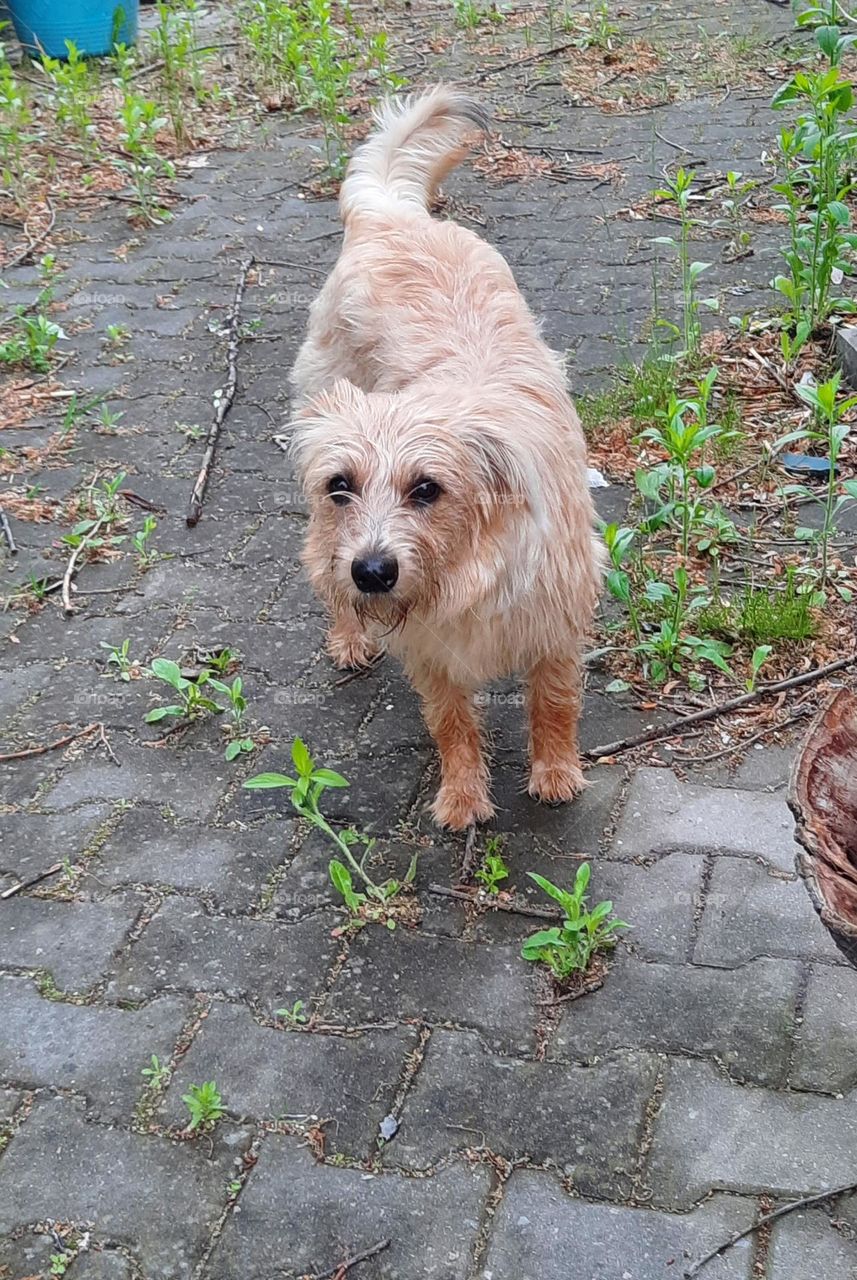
[528,757,587,806]
[431,785,495,831]
[327,628,381,672]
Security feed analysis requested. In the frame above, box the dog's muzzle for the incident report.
[351,554,399,594]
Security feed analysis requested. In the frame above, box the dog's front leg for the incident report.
[412,665,494,830]
[327,610,382,671]
[527,653,586,804]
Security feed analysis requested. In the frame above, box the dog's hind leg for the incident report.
[526,652,587,804]
[412,665,494,830]
[327,611,382,671]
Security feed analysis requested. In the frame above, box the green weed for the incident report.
[182,1080,225,1131]
[521,863,629,980]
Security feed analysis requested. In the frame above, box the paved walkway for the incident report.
[2,3,857,1278]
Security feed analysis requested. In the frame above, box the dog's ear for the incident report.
[459,422,547,532]
[288,378,363,471]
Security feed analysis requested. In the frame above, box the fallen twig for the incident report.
[460,824,479,883]
[305,1238,391,1280]
[0,505,16,554]
[429,883,560,922]
[748,346,807,408]
[685,1180,857,1277]
[583,654,857,761]
[186,255,254,527]
[470,39,579,83]
[62,514,107,615]
[4,197,55,270]
[1,861,63,900]
[0,722,100,762]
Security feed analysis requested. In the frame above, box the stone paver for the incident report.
[0,895,140,990]
[485,1175,756,1280]
[791,964,857,1094]
[647,1059,857,1208]
[389,1029,656,1194]
[0,976,187,1121]
[611,768,802,871]
[0,1098,249,1279]
[0,1,852,1274]
[694,858,844,967]
[553,954,800,1086]
[328,930,538,1054]
[110,896,338,1011]
[162,1003,415,1155]
[766,1208,857,1279]
[208,1135,490,1280]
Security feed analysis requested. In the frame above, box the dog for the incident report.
[289,86,602,830]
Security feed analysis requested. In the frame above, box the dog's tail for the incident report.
[339,86,489,222]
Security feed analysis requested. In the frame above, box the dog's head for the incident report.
[291,378,546,625]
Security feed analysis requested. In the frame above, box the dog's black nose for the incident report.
[351,555,399,594]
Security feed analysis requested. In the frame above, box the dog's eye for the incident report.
[327,474,354,506]
[409,479,442,507]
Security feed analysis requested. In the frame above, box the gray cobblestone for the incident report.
[162,1002,415,1155]
[694,857,844,967]
[389,1029,656,1193]
[110,896,337,1011]
[208,1135,490,1279]
[484,1175,755,1280]
[611,768,800,871]
[0,1097,249,1279]
[1,804,109,882]
[328,931,538,1054]
[554,954,800,1086]
[766,1208,857,1279]
[0,976,187,1121]
[0,895,139,991]
[647,1059,857,1208]
[791,963,857,1094]
[40,744,229,819]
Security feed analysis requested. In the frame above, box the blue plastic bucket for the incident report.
[7,0,138,58]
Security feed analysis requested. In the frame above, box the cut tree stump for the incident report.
[790,688,857,966]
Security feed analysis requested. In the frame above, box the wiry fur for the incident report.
[290,86,603,829]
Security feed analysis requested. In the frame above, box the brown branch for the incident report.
[469,39,579,83]
[186,255,254,527]
[583,654,857,762]
[0,722,100,763]
[429,883,561,922]
[62,514,108,615]
[0,504,16,554]
[306,1238,391,1280]
[460,823,479,883]
[4,197,56,270]
[1,862,63,900]
[685,1181,857,1277]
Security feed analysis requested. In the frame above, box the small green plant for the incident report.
[777,372,857,589]
[745,644,773,692]
[50,1254,69,1277]
[40,41,98,149]
[132,515,158,566]
[105,322,130,347]
[101,638,135,680]
[115,90,174,223]
[0,311,66,372]
[475,837,509,895]
[97,404,125,432]
[567,0,619,48]
[521,863,629,980]
[144,657,223,724]
[0,47,31,201]
[276,999,308,1025]
[208,674,257,760]
[653,168,716,358]
[182,1080,225,1131]
[141,1053,170,1088]
[719,169,756,259]
[244,739,417,921]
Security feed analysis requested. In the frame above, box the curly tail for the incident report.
[339,85,489,223]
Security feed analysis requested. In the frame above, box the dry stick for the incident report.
[429,883,561,923]
[0,505,16,554]
[1,861,63,900]
[470,39,579,84]
[62,514,107,616]
[582,653,857,762]
[5,197,56,270]
[0,722,100,763]
[307,1238,392,1280]
[186,255,254,527]
[460,823,479,882]
[685,1181,857,1278]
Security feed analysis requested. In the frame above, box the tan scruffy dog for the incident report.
[289,86,603,830]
